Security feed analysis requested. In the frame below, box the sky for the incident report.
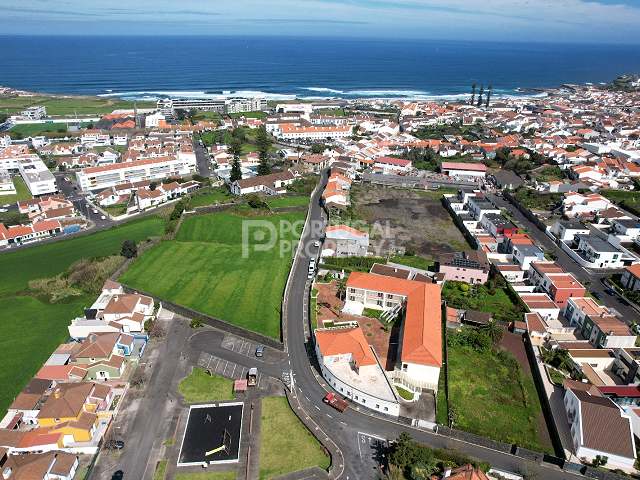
[2,0,640,44]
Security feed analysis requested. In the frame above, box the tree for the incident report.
[482,320,503,346]
[149,181,157,191]
[592,455,608,468]
[311,143,326,154]
[120,239,137,259]
[256,126,272,176]
[229,138,243,183]
[336,277,347,300]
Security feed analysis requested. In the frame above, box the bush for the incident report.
[246,194,268,209]
[190,319,203,328]
[120,239,138,259]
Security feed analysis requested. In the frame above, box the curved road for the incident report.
[282,172,583,479]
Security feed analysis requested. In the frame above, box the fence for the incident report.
[120,284,285,350]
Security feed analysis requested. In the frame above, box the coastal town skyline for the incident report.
[1,0,640,44]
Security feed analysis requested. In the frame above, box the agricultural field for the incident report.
[120,209,305,338]
[259,397,330,479]
[0,217,164,416]
[0,95,154,116]
[353,184,469,257]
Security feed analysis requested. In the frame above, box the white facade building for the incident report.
[75,155,197,192]
[18,156,57,196]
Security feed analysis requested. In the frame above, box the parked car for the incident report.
[255,345,265,357]
[92,208,98,214]
[313,240,321,248]
[101,215,106,220]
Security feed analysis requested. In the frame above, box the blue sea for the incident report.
[0,36,639,100]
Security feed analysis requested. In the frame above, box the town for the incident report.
[0,75,640,480]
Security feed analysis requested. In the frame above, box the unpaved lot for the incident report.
[353,185,468,257]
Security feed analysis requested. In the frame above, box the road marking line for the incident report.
[314,405,320,411]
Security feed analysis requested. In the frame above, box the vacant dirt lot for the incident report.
[353,185,468,257]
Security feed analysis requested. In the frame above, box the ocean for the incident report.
[0,36,639,100]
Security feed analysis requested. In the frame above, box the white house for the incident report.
[315,325,400,416]
[551,219,591,242]
[18,156,57,196]
[564,387,636,471]
[373,156,413,173]
[441,161,487,180]
[229,170,297,196]
[511,243,545,271]
[574,234,625,269]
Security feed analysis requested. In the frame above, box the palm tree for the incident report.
[483,319,503,346]
[470,83,477,105]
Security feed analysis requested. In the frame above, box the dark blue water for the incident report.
[0,36,639,100]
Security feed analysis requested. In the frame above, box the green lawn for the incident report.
[178,368,235,403]
[389,254,433,270]
[228,111,267,119]
[395,385,414,400]
[188,187,233,209]
[0,295,91,416]
[0,216,164,296]
[9,123,69,139]
[120,210,304,338]
[266,195,309,209]
[259,397,330,479]
[0,176,32,204]
[153,460,167,480]
[514,187,562,212]
[175,472,236,480]
[103,204,128,217]
[602,189,640,217]
[0,95,154,116]
[0,216,164,417]
[446,343,551,452]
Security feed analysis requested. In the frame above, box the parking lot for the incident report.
[221,334,261,358]
[197,351,268,389]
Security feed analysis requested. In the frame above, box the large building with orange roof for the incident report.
[344,272,442,391]
[315,324,400,416]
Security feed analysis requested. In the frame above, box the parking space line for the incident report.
[231,363,237,378]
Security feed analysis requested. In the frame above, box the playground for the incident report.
[177,402,244,466]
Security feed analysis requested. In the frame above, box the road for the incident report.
[489,193,640,322]
[54,172,114,228]
[193,137,212,177]
[281,172,583,479]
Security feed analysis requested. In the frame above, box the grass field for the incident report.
[120,210,304,338]
[178,368,235,403]
[0,216,165,417]
[259,397,330,479]
[602,189,640,217]
[447,343,551,452]
[188,187,233,209]
[0,295,90,416]
[266,195,309,209]
[389,254,433,270]
[0,176,32,204]
[0,95,155,116]
[153,460,167,480]
[442,281,523,324]
[0,216,164,295]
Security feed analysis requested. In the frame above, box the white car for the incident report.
[92,209,98,214]
[100,215,106,220]
[0,208,7,213]
[313,241,321,248]
[307,271,315,280]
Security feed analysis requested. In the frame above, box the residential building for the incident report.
[229,170,297,195]
[437,251,490,284]
[0,220,62,247]
[315,324,399,416]
[344,272,442,391]
[564,297,610,328]
[574,234,625,269]
[75,155,197,192]
[480,213,519,237]
[274,124,352,141]
[0,450,79,480]
[372,156,413,173]
[620,264,640,291]
[20,105,46,120]
[324,225,369,257]
[0,170,16,196]
[511,243,545,271]
[551,219,591,242]
[580,314,636,349]
[564,387,636,471]
[611,348,640,386]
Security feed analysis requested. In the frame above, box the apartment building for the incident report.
[75,155,197,192]
[18,157,57,196]
[274,124,352,141]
